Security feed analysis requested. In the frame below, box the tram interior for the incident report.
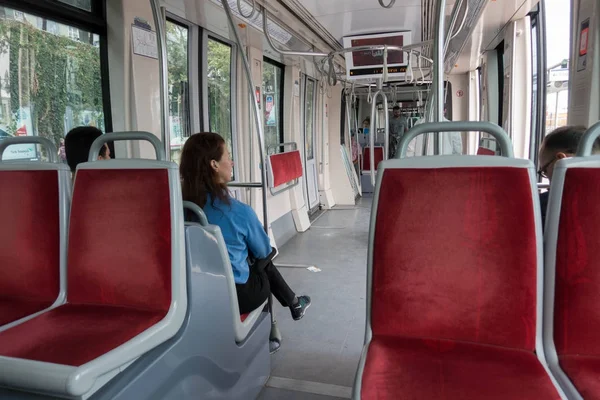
[0,0,599,399]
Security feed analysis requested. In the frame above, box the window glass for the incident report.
[544,0,570,134]
[263,60,283,154]
[304,78,316,160]
[0,6,104,161]
[207,38,233,161]
[166,19,189,164]
[57,0,93,12]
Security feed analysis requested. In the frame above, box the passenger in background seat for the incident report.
[64,126,110,173]
[180,132,311,320]
[538,125,598,229]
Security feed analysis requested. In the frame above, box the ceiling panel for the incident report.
[294,0,456,43]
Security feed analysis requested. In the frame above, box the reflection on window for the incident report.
[57,0,93,12]
[304,78,316,160]
[263,60,283,154]
[166,20,189,164]
[207,38,233,160]
[0,6,104,161]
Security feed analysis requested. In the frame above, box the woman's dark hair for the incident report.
[180,132,230,208]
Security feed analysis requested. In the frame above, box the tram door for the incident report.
[302,75,319,212]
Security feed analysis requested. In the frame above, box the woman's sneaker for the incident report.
[290,295,311,320]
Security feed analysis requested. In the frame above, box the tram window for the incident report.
[207,38,234,163]
[263,58,284,154]
[56,0,92,12]
[0,6,105,160]
[166,19,190,164]
[544,0,570,134]
[304,78,316,160]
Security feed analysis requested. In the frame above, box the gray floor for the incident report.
[258,195,372,399]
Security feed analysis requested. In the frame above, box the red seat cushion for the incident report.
[372,168,537,349]
[240,313,249,322]
[559,356,600,400]
[269,150,303,187]
[362,147,384,171]
[0,298,54,327]
[361,336,561,399]
[0,303,165,366]
[0,170,60,326]
[0,168,173,366]
[554,169,600,398]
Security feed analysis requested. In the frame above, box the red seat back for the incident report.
[477,147,496,155]
[371,165,538,350]
[0,170,60,309]
[268,150,303,187]
[67,169,172,312]
[554,168,600,357]
[362,147,384,171]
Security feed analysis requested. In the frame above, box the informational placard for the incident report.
[577,18,590,71]
[343,31,412,81]
[1,107,36,160]
[132,25,158,59]
[265,95,276,126]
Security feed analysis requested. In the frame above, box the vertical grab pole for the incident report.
[369,90,380,187]
[432,0,447,154]
[382,92,389,160]
[221,0,281,348]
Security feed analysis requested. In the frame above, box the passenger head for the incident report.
[180,132,233,207]
[64,126,110,172]
[538,125,593,181]
[393,105,401,117]
[363,117,370,128]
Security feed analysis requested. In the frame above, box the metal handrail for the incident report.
[237,0,256,18]
[222,0,269,232]
[369,89,389,186]
[0,136,58,162]
[397,121,514,158]
[378,0,396,8]
[263,8,328,57]
[183,201,208,226]
[433,0,447,123]
[267,142,297,155]
[576,121,600,156]
[88,132,165,162]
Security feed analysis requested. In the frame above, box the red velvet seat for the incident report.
[268,150,303,188]
[0,169,63,327]
[363,337,560,400]
[362,147,384,171]
[355,158,562,399]
[545,165,600,399]
[0,169,172,366]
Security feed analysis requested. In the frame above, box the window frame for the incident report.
[529,2,547,170]
[1,0,113,137]
[165,15,193,162]
[303,76,317,161]
[262,57,285,153]
[203,32,238,177]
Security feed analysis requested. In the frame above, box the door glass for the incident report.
[544,0,570,134]
[166,20,189,164]
[263,60,284,154]
[207,38,233,162]
[0,6,104,161]
[304,78,316,160]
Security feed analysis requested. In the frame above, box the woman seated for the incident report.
[180,132,311,320]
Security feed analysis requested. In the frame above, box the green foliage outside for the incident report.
[0,19,103,147]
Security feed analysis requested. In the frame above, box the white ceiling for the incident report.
[294,0,456,43]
